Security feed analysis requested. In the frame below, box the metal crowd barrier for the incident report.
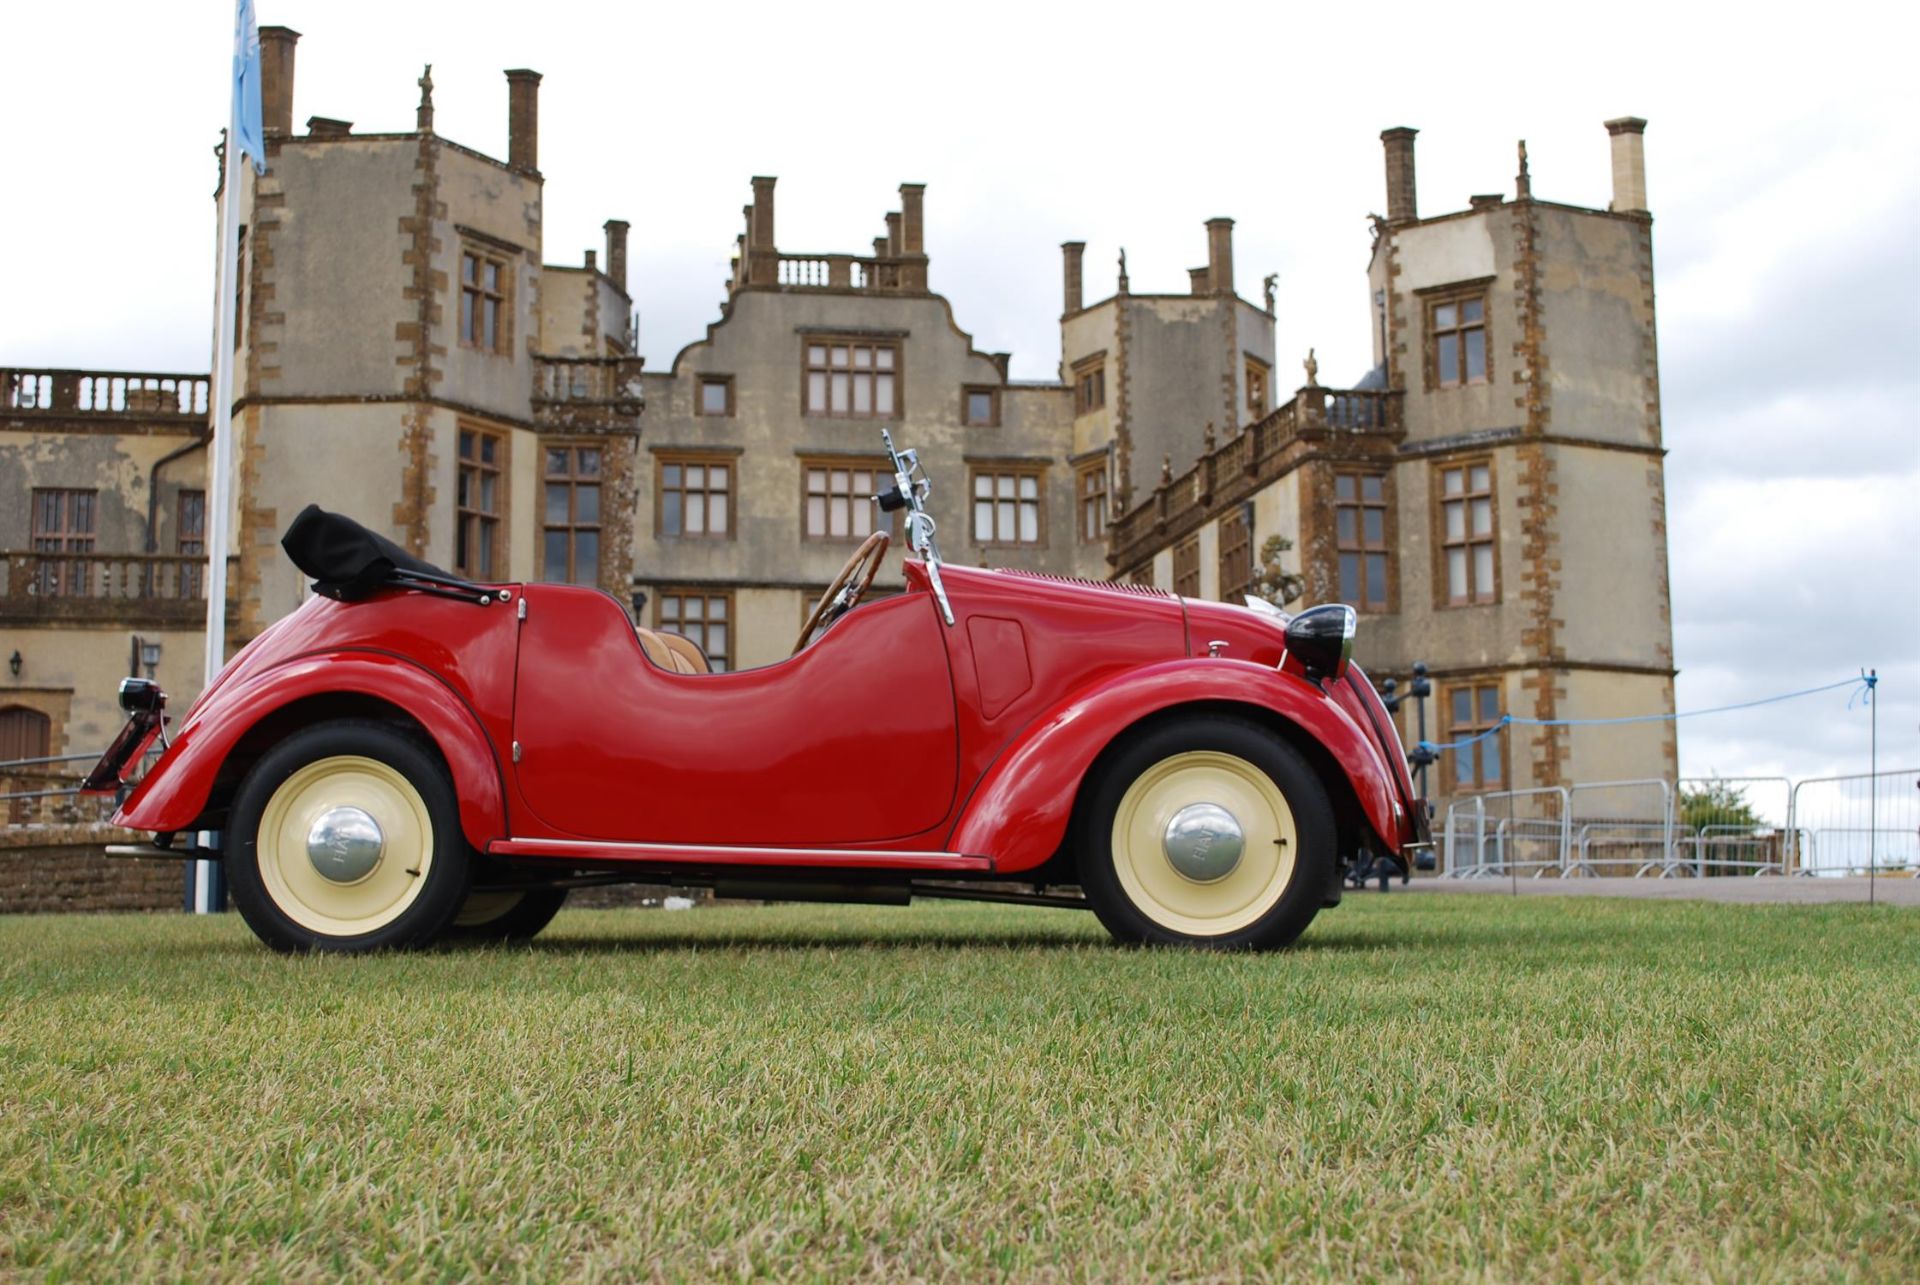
[1440,770,1919,879]
[0,749,161,829]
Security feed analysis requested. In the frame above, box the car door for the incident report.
[510,587,959,845]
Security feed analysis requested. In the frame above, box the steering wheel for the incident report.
[794,531,890,655]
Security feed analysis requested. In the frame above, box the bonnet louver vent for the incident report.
[993,569,1174,599]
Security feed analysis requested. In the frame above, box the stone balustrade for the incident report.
[2,368,210,425]
[0,552,237,626]
[1107,386,1404,569]
[732,251,924,294]
[532,355,644,430]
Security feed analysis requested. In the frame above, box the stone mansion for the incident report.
[0,24,1677,819]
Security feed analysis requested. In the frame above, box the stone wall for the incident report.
[0,834,180,914]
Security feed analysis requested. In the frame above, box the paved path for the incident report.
[1398,875,1920,906]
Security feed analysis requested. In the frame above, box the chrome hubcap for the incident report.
[1162,802,1244,883]
[306,806,385,884]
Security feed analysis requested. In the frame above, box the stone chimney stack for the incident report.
[604,220,629,292]
[744,177,777,286]
[1061,241,1085,314]
[885,212,903,258]
[1205,217,1234,297]
[899,184,925,255]
[749,177,776,249]
[1381,126,1419,225]
[1188,267,1211,296]
[505,69,542,173]
[1605,117,1649,213]
[259,27,300,137]
[898,183,928,289]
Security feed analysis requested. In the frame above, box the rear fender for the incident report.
[113,651,508,851]
[948,659,1405,873]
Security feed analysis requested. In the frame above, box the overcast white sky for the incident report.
[4,0,1915,782]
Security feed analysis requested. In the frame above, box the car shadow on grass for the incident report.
[511,928,1108,955]
[124,919,1621,962]
[121,926,1107,962]
[95,899,1632,964]
[472,916,1606,957]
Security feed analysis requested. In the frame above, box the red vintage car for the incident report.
[86,434,1426,953]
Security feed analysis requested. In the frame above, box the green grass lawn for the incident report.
[1,896,1915,1280]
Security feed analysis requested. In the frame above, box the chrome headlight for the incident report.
[1284,604,1356,686]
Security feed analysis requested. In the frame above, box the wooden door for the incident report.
[0,706,51,762]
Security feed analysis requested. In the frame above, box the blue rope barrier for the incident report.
[1416,674,1875,757]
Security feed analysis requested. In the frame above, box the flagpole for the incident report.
[194,29,246,914]
[205,124,239,688]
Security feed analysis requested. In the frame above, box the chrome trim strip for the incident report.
[489,837,990,870]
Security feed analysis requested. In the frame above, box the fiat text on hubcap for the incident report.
[306,805,384,883]
[1162,802,1244,883]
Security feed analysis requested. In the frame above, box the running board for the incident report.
[487,837,991,873]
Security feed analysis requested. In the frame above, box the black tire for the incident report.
[446,887,569,943]
[1078,714,1336,950]
[226,719,470,953]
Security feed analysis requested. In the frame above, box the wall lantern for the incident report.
[7,650,19,678]
[140,639,163,679]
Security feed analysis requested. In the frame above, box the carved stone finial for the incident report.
[1203,421,1216,451]
[1303,347,1319,388]
[1262,272,1278,315]
[1160,454,1173,485]
[417,64,435,131]
[1516,139,1531,199]
[1117,247,1130,294]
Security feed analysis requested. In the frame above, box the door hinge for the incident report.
[517,596,527,621]
[511,740,522,764]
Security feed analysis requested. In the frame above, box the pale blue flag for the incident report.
[232,0,266,174]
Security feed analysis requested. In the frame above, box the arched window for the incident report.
[0,706,52,763]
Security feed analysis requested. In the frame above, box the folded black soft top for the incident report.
[281,504,462,602]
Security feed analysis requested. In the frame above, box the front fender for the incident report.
[113,651,508,851]
[948,659,1404,873]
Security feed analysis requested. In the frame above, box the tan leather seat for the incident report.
[635,626,709,674]
[658,631,711,674]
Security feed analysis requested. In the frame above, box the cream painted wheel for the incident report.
[1081,716,1334,950]
[1110,751,1298,937]
[455,891,523,927]
[448,886,570,942]
[256,755,434,935]
[227,720,470,953]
